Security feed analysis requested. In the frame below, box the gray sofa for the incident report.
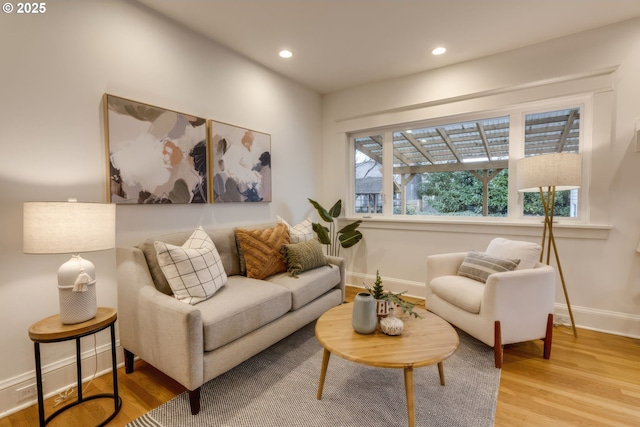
[116,226,345,415]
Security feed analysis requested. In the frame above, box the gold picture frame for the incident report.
[103,94,210,204]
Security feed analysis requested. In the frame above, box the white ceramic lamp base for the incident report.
[57,255,97,324]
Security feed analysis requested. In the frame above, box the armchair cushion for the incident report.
[485,238,541,270]
[457,251,520,283]
[430,275,486,314]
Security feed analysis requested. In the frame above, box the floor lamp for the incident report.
[516,152,582,338]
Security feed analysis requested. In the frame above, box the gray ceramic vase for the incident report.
[352,292,377,334]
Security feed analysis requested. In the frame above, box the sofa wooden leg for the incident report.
[494,320,503,369]
[189,388,201,415]
[544,313,553,360]
[124,349,135,374]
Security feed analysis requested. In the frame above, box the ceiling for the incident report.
[136,0,640,94]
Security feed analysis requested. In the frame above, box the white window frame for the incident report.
[350,94,593,224]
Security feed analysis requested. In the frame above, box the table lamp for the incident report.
[516,152,581,337]
[23,200,116,324]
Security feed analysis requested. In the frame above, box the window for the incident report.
[351,102,583,220]
[354,134,383,214]
[391,116,510,216]
[522,108,581,218]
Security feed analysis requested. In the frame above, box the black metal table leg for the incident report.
[34,342,45,427]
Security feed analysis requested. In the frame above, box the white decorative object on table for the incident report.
[380,307,404,336]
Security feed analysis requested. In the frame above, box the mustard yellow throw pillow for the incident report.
[235,224,290,280]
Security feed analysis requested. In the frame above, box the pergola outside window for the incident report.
[353,106,581,218]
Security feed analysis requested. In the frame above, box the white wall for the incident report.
[0,0,322,416]
[322,19,640,338]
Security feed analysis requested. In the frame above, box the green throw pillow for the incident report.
[457,251,520,283]
[281,239,329,277]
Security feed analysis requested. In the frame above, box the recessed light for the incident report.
[279,50,293,59]
[431,47,447,56]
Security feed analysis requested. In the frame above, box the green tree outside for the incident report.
[415,169,573,217]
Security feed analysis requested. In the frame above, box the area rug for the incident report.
[126,322,500,427]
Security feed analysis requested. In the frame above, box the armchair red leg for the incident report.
[543,313,553,359]
[494,320,503,368]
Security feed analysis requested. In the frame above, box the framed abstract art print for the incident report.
[104,94,209,204]
[210,120,272,202]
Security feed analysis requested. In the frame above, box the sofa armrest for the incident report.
[117,247,204,390]
[326,255,346,302]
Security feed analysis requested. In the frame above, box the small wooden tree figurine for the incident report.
[370,270,385,300]
[366,270,422,319]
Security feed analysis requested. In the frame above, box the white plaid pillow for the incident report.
[277,216,314,243]
[155,226,227,305]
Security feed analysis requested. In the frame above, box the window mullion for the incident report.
[382,131,394,215]
[509,112,524,218]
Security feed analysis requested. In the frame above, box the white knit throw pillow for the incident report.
[277,216,314,243]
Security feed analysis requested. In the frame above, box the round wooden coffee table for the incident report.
[315,303,459,427]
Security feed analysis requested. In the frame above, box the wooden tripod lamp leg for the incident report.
[539,187,578,338]
[548,225,578,337]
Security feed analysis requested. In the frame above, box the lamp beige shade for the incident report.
[23,201,116,254]
[516,152,582,192]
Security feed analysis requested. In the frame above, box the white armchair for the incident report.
[425,238,556,368]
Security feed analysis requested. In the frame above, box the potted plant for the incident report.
[366,270,422,319]
[308,198,362,256]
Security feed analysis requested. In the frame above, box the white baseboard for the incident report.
[347,271,425,299]
[0,341,123,418]
[347,271,640,339]
[553,304,640,339]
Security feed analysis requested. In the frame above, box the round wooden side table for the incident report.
[28,307,122,427]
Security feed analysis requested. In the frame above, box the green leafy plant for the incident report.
[308,198,362,257]
[366,270,422,319]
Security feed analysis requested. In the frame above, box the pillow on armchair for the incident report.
[485,238,541,270]
[457,251,521,283]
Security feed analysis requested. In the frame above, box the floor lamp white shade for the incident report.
[23,201,116,324]
[516,152,582,337]
[516,152,582,192]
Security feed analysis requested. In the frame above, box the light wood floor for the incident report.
[2,286,639,427]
